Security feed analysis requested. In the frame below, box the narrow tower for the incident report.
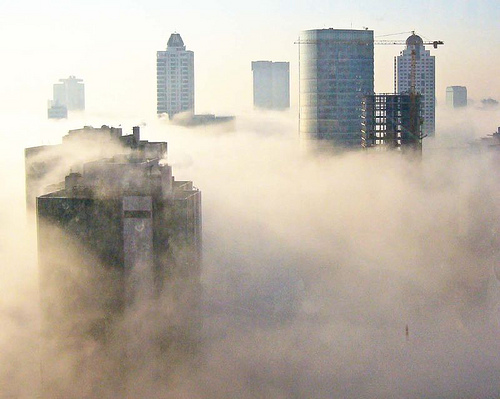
[157,33,195,118]
[395,33,436,137]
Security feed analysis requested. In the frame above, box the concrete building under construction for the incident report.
[361,93,422,153]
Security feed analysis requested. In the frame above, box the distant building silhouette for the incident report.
[47,76,84,119]
[47,102,67,119]
[395,34,435,137]
[50,76,85,112]
[157,33,195,118]
[446,86,467,108]
[298,28,374,149]
[251,61,290,110]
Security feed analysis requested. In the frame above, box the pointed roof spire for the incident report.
[167,33,185,48]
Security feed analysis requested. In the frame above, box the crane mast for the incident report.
[295,31,444,152]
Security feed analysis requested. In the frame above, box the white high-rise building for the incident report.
[395,33,435,137]
[157,33,194,118]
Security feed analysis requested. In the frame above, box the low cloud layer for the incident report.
[1,110,500,398]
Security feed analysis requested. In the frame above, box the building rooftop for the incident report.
[167,33,185,48]
[406,33,423,46]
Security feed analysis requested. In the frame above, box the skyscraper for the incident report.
[157,33,195,118]
[37,138,201,396]
[299,28,374,149]
[251,61,290,109]
[52,76,85,111]
[395,33,435,137]
[446,86,467,108]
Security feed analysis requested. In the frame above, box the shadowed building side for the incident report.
[37,153,201,397]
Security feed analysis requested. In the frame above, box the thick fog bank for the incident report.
[1,111,500,397]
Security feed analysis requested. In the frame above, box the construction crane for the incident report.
[295,31,444,95]
[379,32,444,149]
[295,31,444,150]
[376,32,444,95]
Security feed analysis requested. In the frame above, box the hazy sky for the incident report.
[0,0,499,120]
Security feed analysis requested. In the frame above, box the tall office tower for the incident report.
[251,61,290,109]
[52,76,85,111]
[157,33,195,118]
[395,33,435,137]
[446,86,467,108]
[299,29,374,149]
[25,125,158,210]
[361,93,422,153]
[37,146,201,396]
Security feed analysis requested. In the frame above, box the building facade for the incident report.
[251,61,290,109]
[52,76,85,111]
[395,34,435,137]
[361,93,422,153]
[157,33,195,118]
[446,86,467,108]
[37,141,201,396]
[299,28,374,149]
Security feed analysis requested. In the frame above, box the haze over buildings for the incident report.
[446,86,468,108]
[395,33,435,137]
[251,61,290,110]
[298,28,374,149]
[157,33,195,118]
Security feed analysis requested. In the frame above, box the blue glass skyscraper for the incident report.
[299,29,374,149]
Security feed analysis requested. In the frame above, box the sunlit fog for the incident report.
[1,0,500,398]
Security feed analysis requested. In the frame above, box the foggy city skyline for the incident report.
[2,0,500,397]
[1,0,499,118]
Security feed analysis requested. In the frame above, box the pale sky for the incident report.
[0,0,499,119]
